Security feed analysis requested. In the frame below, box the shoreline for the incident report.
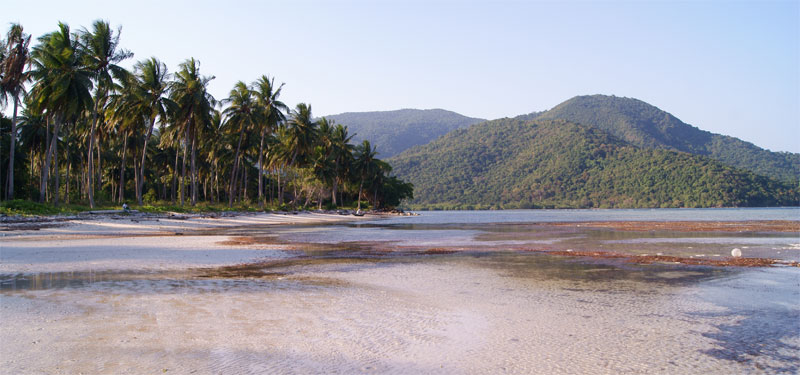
[2,215,798,275]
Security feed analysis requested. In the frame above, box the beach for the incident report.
[1,210,798,374]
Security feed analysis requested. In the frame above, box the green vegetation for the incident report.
[325,109,484,157]
[535,95,800,183]
[390,119,799,209]
[0,21,413,214]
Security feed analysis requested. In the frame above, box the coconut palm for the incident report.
[79,20,132,207]
[353,140,379,211]
[222,81,257,207]
[252,75,287,207]
[169,58,214,206]
[1,23,31,200]
[29,22,94,203]
[329,123,354,207]
[132,57,171,205]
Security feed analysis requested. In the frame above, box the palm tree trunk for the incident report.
[65,157,71,204]
[191,125,198,206]
[6,97,19,200]
[119,134,128,203]
[357,178,364,211]
[53,131,60,206]
[96,140,102,197]
[40,115,61,203]
[171,145,179,204]
[242,164,248,202]
[277,170,282,207]
[181,126,189,206]
[228,125,246,207]
[137,116,157,206]
[257,127,266,208]
[87,96,99,208]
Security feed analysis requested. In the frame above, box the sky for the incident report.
[4,0,799,152]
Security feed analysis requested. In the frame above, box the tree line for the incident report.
[0,21,413,211]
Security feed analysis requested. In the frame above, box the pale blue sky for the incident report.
[5,0,799,152]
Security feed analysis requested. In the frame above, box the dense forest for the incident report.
[389,118,799,209]
[0,21,413,211]
[325,108,484,157]
[534,95,800,183]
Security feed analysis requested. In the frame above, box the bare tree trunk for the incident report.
[6,97,20,200]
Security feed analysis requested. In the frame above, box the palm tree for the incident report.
[169,58,214,206]
[1,23,31,200]
[132,57,171,205]
[353,140,378,212]
[79,20,132,208]
[284,103,319,207]
[222,81,257,207]
[29,22,94,203]
[252,75,287,207]
[329,123,354,207]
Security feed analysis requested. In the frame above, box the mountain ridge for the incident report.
[388,118,798,209]
[322,108,485,157]
[533,95,799,182]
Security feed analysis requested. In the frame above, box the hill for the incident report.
[323,109,485,157]
[534,95,800,182]
[388,118,798,209]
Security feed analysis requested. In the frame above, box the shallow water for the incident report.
[1,208,799,374]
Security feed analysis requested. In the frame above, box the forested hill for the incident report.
[388,118,799,209]
[323,109,485,157]
[534,95,800,182]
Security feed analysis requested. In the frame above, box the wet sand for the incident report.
[1,216,799,374]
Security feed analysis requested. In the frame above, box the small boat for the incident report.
[353,209,365,217]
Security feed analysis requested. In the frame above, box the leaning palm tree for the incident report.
[1,23,31,200]
[169,58,214,206]
[251,75,287,207]
[29,22,94,203]
[79,20,132,208]
[132,57,171,205]
[222,81,257,207]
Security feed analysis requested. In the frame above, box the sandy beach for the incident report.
[1,211,798,374]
